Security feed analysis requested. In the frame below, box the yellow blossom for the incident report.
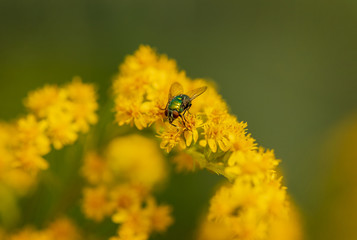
[4,218,81,240]
[196,219,233,240]
[81,152,112,185]
[0,45,302,240]
[24,85,68,119]
[114,97,148,130]
[109,184,143,211]
[111,197,173,240]
[65,77,98,132]
[46,218,81,240]
[82,186,113,222]
[206,174,290,240]
[172,152,198,172]
[9,228,51,240]
[146,198,174,233]
[158,124,186,153]
[225,147,279,181]
[16,114,50,156]
[105,135,167,188]
[24,78,98,150]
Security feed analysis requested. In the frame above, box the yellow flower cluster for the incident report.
[197,199,303,240]
[112,46,303,239]
[204,176,294,240]
[2,217,81,240]
[81,135,173,240]
[0,78,98,195]
[25,77,98,149]
[112,45,255,154]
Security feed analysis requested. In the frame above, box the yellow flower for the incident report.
[197,219,233,240]
[268,204,304,240]
[24,85,68,119]
[8,227,51,240]
[206,174,291,240]
[109,184,143,211]
[2,169,37,196]
[13,145,49,172]
[0,123,39,194]
[183,114,203,147]
[105,135,167,188]
[0,123,15,175]
[112,204,151,240]
[65,77,98,133]
[225,148,279,181]
[24,78,98,150]
[4,218,81,240]
[158,123,186,153]
[16,114,50,156]
[46,218,81,240]
[114,97,148,130]
[82,186,113,222]
[172,152,198,172]
[111,197,173,240]
[147,198,174,233]
[46,109,78,149]
[81,152,111,185]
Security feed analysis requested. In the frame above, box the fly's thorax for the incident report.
[181,94,191,108]
[168,95,184,113]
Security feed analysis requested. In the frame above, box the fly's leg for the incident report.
[181,108,188,122]
[169,119,177,127]
[179,114,187,128]
[160,102,169,111]
[186,104,192,116]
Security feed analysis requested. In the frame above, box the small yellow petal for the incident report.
[208,139,217,152]
[199,140,207,147]
[184,131,193,146]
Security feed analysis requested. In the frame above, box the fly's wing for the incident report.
[168,82,184,100]
[186,86,207,101]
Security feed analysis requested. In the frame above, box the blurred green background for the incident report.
[1,0,357,239]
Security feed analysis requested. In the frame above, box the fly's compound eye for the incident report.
[172,110,179,118]
[165,109,168,117]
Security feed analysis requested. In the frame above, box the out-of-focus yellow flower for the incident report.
[24,77,98,150]
[65,77,98,132]
[13,115,50,171]
[80,134,173,240]
[112,197,173,240]
[268,204,304,240]
[8,227,50,240]
[149,201,174,233]
[16,114,50,156]
[24,85,68,119]
[81,152,111,185]
[109,184,143,211]
[196,218,233,240]
[0,78,98,198]
[225,147,279,182]
[172,152,198,172]
[106,135,167,188]
[4,218,81,240]
[82,186,113,222]
[0,123,39,194]
[205,175,291,240]
[46,217,81,240]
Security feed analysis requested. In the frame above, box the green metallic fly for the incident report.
[164,82,207,127]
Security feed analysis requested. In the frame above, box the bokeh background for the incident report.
[1,1,357,239]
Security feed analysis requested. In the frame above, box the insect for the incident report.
[164,82,207,127]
